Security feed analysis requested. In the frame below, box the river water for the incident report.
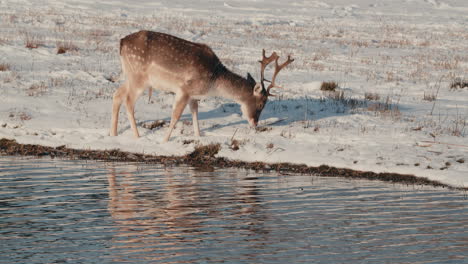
[0,157,467,263]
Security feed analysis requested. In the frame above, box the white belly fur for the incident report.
[147,65,184,94]
[146,65,218,99]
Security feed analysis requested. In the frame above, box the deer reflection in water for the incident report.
[106,166,268,262]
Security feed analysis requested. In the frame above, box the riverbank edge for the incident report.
[1,138,464,190]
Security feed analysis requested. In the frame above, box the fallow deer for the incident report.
[110,30,293,142]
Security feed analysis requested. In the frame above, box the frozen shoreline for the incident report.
[1,138,460,190]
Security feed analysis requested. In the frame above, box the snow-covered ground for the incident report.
[0,0,467,187]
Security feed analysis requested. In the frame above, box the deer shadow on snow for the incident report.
[199,96,371,131]
[132,95,380,135]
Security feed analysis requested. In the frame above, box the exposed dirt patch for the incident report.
[230,139,240,151]
[320,81,338,91]
[0,138,462,190]
[255,126,272,133]
[187,143,221,161]
[142,120,166,130]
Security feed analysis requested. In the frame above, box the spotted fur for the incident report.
[110,30,269,141]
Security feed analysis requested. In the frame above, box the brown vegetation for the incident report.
[423,92,437,102]
[0,138,461,190]
[367,96,401,119]
[0,63,11,71]
[56,40,79,54]
[364,92,380,101]
[230,139,240,151]
[320,81,338,91]
[22,31,44,49]
[27,82,47,96]
[450,77,467,90]
[8,112,31,121]
[142,120,166,130]
[256,126,272,132]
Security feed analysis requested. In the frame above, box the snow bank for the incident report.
[0,0,467,187]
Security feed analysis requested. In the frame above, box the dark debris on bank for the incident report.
[0,138,461,190]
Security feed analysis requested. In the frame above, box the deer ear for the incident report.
[246,73,255,84]
[253,83,263,96]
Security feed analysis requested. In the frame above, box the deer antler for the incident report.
[259,49,278,90]
[259,49,294,96]
[266,55,294,96]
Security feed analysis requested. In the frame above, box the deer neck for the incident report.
[214,68,253,103]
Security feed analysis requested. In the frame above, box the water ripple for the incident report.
[0,157,467,264]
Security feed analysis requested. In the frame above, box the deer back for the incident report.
[120,30,225,95]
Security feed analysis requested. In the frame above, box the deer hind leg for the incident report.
[110,82,127,136]
[124,78,148,139]
[189,99,200,137]
[125,90,141,138]
[112,77,145,138]
[163,93,190,142]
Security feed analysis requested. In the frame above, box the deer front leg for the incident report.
[163,93,190,142]
[189,99,200,137]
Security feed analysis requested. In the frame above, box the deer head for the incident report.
[243,49,294,127]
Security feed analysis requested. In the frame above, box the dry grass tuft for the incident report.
[27,82,48,96]
[85,29,114,53]
[312,48,331,61]
[367,96,401,119]
[188,143,221,160]
[3,71,19,83]
[0,63,11,71]
[19,112,32,121]
[303,61,325,71]
[8,111,31,121]
[49,77,67,87]
[321,89,365,110]
[449,116,466,137]
[89,29,113,37]
[22,31,44,49]
[327,90,345,100]
[450,77,468,90]
[423,92,437,102]
[256,126,272,133]
[320,81,338,91]
[142,120,166,130]
[183,139,196,145]
[56,40,79,54]
[365,92,380,101]
[104,74,120,83]
[0,36,9,45]
[230,139,240,151]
